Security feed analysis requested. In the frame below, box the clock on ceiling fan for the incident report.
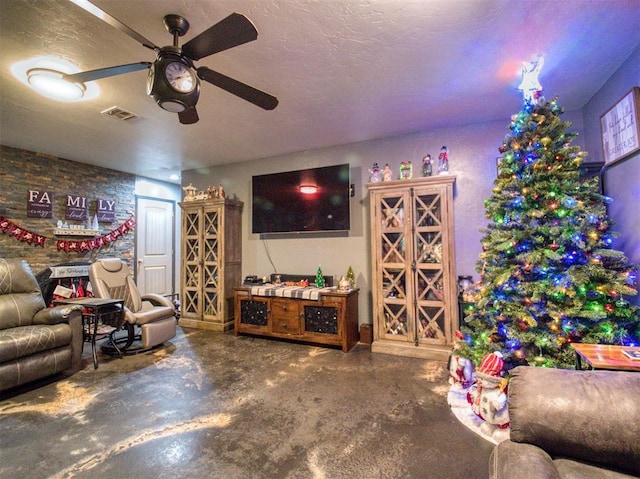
[65,1,278,124]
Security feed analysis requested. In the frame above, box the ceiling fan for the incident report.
[64,0,278,124]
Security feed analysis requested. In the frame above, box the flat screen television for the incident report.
[252,163,350,234]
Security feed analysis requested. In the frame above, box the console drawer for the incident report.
[271,299,300,335]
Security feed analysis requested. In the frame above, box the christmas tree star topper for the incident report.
[518,56,544,104]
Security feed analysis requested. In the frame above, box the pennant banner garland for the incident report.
[0,215,135,252]
[0,215,47,247]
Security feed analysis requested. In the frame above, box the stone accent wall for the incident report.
[0,145,135,273]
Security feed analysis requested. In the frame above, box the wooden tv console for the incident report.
[234,287,359,352]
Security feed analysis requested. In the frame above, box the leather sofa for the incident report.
[490,365,640,479]
[0,259,83,392]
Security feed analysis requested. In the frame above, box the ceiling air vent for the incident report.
[101,106,138,121]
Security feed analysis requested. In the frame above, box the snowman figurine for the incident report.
[467,351,510,439]
[448,331,474,390]
[369,163,382,183]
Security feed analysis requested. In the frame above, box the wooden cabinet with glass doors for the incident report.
[179,198,243,331]
[368,176,457,360]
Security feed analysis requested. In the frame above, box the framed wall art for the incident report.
[600,86,640,165]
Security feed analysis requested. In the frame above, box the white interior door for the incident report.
[136,197,175,295]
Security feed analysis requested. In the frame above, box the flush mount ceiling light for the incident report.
[11,56,100,102]
[299,185,318,194]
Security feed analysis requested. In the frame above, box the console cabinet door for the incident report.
[237,296,270,333]
[301,300,342,336]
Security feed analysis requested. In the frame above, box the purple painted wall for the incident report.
[583,45,640,306]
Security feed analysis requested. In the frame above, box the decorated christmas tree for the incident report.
[315,265,325,288]
[457,58,640,370]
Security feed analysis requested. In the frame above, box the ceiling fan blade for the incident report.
[197,67,278,110]
[68,0,158,51]
[179,107,199,125]
[63,62,151,83]
[182,13,258,60]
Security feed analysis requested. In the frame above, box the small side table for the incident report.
[55,297,126,369]
[571,343,640,372]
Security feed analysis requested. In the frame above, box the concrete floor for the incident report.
[0,327,493,479]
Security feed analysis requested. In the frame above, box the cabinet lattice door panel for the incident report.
[368,176,457,360]
[238,297,269,328]
[179,198,242,331]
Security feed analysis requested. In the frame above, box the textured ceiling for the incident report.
[1,0,638,183]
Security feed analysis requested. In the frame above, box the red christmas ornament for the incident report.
[549,243,560,251]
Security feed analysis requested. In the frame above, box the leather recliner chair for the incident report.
[0,259,83,392]
[88,258,176,352]
[489,365,640,479]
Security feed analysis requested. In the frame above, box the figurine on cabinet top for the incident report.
[399,161,412,180]
[438,146,450,175]
[183,183,197,201]
[194,190,209,200]
[206,185,225,199]
[369,162,382,183]
[382,163,393,182]
[422,154,433,177]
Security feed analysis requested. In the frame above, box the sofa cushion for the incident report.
[508,366,640,477]
[554,458,639,479]
[490,441,560,479]
[0,324,72,362]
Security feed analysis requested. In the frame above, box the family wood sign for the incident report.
[27,191,116,222]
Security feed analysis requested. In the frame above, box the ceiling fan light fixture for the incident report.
[159,99,188,113]
[27,68,86,101]
[11,56,100,102]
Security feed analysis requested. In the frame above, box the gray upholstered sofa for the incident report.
[490,366,640,479]
[0,259,83,393]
